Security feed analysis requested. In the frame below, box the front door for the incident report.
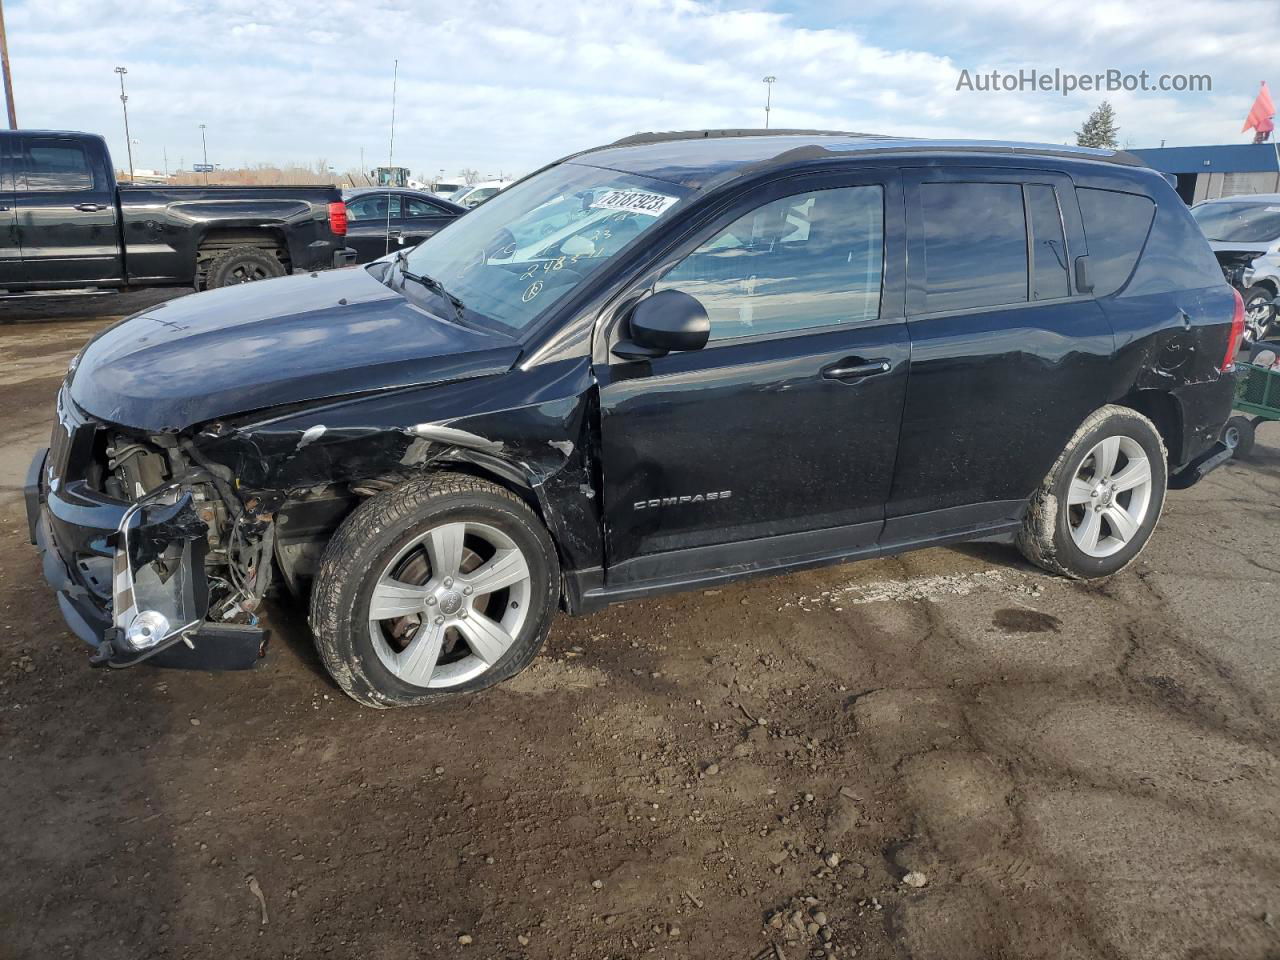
[16,135,122,285]
[596,171,909,584]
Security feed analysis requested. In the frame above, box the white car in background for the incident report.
[452,179,512,208]
[1191,194,1280,342]
[432,181,465,199]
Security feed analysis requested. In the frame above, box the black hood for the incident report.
[70,267,520,432]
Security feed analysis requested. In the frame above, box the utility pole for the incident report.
[199,123,208,184]
[0,0,16,128]
[114,67,133,181]
[762,75,776,129]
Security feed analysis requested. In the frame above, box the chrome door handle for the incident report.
[822,359,891,380]
[75,202,105,212]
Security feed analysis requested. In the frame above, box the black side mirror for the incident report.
[612,290,710,361]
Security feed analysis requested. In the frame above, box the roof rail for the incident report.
[609,128,887,147]
[603,130,1148,168]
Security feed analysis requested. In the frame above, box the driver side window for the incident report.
[655,185,884,342]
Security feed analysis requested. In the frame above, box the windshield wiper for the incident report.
[394,249,467,324]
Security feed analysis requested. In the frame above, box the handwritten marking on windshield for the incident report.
[522,281,544,303]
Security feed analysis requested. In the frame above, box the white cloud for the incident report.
[4,0,1272,179]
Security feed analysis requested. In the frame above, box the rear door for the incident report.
[885,167,1113,543]
[0,135,20,285]
[398,194,457,245]
[16,135,122,285]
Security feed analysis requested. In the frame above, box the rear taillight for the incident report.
[328,200,347,237]
[1223,287,1245,369]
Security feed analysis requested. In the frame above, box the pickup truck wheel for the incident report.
[1017,405,1167,579]
[203,245,286,289]
[309,472,560,708]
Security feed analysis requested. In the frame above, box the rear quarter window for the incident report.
[1123,196,1229,297]
[1076,187,1154,296]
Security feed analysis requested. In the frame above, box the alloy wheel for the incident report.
[1244,294,1274,342]
[368,521,531,688]
[228,263,272,283]
[1066,435,1153,558]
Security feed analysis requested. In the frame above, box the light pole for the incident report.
[762,76,776,129]
[115,67,134,181]
[0,0,18,128]
[199,123,208,184]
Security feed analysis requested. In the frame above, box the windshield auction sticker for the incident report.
[590,189,679,218]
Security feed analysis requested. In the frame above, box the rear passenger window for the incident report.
[404,197,442,218]
[1076,187,1155,297]
[920,182,1027,312]
[1026,184,1070,300]
[656,185,883,341]
[23,140,94,192]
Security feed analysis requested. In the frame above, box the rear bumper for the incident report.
[25,447,265,670]
[1167,372,1238,489]
[333,246,357,268]
[1169,440,1232,489]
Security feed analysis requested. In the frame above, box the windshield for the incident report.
[399,163,690,331]
[1191,201,1280,243]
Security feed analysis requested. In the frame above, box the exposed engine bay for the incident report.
[87,427,279,667]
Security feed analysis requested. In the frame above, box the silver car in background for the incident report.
[1192,195,1280,342]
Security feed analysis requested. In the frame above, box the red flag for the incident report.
[1242,81,1275,140]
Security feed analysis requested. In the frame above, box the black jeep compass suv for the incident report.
[27,130,1243,707]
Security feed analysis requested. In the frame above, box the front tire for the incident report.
[1017,405,1167,579]
[309,473,560,707]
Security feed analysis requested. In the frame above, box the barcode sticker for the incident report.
[589,189,679,217]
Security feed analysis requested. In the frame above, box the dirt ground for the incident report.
[1,300,1278,960]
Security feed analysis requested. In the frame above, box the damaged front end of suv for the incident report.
[27,385,282,668]
[25,260,604,672]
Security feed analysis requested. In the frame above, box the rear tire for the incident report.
[1221,415,1255,459]
[309,473,560,708]
[202,244,286,289]
[1017,405,1167,579]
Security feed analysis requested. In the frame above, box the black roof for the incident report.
[565,129,1146,191]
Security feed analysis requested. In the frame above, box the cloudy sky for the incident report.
[7,0,1274,179]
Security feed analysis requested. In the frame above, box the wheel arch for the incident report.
[1115,389,1183,467]
[195,228,291,287]
[272,448,578,607]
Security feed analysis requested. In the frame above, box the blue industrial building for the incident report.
[1129,143,1280,204]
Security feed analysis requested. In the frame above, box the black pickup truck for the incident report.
[0,130,354,294]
